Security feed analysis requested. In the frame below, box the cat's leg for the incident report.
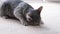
[14,11,28,26]
[19,17,29,26]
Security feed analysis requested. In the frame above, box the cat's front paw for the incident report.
[20,20,29,26]
[23,23,28,26]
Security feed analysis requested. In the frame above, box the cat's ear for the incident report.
[37,6,43,14]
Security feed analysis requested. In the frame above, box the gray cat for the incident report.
[0,0,43,26]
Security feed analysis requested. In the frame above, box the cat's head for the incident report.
[26,6,43,25]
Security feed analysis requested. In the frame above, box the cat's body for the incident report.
[0,0,43,26]
[0,0,22,18]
